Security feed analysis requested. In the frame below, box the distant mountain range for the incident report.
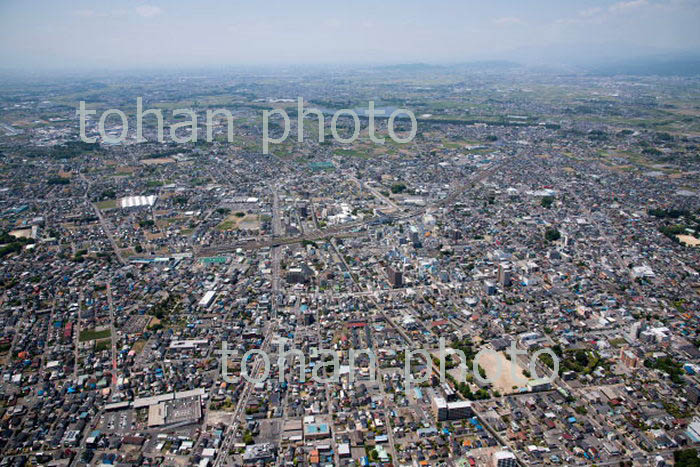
[373,61,522,72]
[375,54,700,77]
[503,42,700,76]
[586,55,700,76]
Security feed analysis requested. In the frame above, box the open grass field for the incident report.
[79,328,111,342]
[216,213,261,231]
[96,199,118,210]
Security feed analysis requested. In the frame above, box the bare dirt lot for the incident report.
[141,157,175,165]
[216,213,261,231]
[677,235,700,246]
[479,350,529,393]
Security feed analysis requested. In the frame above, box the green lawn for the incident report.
[79,328,111,342]
[96,199,117,210]
[94,339,111,352]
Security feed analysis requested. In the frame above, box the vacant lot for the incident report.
[677,235,700,246]
[216,213,260,231]
[79,328,111,342]
[96,199,117,210]
[8,229,32,239]
[479,350,529,393]
[95,339,111,352]
[141,157,175,165]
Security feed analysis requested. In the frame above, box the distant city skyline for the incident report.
[1,0,700,70]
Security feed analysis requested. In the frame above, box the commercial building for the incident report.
[198,290,216,308]
[492,450,517,467]
[498,263,512,287]
[432,396,448,421]
[303,423,331,440]
[243,443,276,464]
[119,195,157,209]
[432,396,473,421]
[620,348,639,368]
[386,265,403,288]
[527,378,552,392]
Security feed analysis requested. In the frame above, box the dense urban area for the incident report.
[0,64,699,467]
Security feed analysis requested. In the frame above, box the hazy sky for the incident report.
[1,0,699,70]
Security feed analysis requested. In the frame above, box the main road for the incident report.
[215,185,283,466]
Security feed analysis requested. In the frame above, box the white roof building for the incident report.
[119,195,157,208]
